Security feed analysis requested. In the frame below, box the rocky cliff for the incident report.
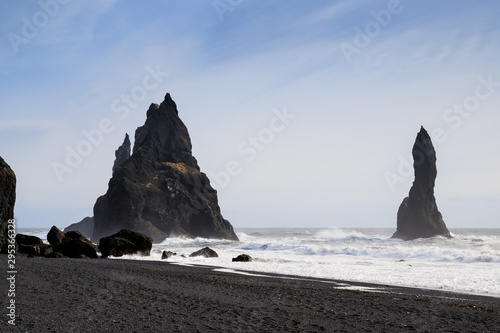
[0,156,16,253]
[392,126,451,240]
[92,93,238,243]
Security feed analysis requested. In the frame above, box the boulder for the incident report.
[17,243,53,257]
[47,226,65,246]
[15,234,54,257]
[92,93,238,243]
[64,216,94,240]
[38,244,54,257]
[15,234,43,246]
[46,252,64,258]
[17,244,38,255]
[0,156,16,254]
[47,226,98,258]
[392,127,452,240]
[161,250,177,259]
[232,254,252,262]
[189,247,218,258]
[98,229,153,258]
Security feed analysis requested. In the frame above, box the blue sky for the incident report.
[1,0,499,230]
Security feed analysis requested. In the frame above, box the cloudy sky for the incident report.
[1,0,499,230]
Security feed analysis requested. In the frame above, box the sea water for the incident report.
[20,228,500,297]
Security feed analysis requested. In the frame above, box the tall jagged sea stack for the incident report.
[392,126,451,240]
[91,93,238,243]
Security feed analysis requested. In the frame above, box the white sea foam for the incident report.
[19,227,500,297]
[143,228,500,297]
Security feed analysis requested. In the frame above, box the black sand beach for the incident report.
[3,256,499,332]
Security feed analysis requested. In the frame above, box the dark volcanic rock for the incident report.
[0,156,16,253]
[46,251,64,258]
[64,216,94,239]
[92,93,238,243]
[232,254,252,262]
[161,250,177,259]
[112,133,131,175]
[15,234,43,246]
[15,234,48,256]
[17,242,53,257]
[189,247,218,258]
[38,244,53,257]
[47,226,65,246]
[98,229,153,258]
[47,226,98,258]
[392,127,451,240]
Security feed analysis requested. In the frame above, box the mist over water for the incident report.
[22,227,500,297]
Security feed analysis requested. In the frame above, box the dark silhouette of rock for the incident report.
[15,234,43,246]
[17,244,36,255]
[15,233,42,256]
[0,156,16,254]
[38,244,54,257]
[232,254,252,262]
[47,226,65,246]
[112,133,131,175]
[189,247,218,258]
[46,251,64,258]
[47,226,98,258]
[64,216,94,239]
[15,234,55,257]
[98,229,153,258]
[17,240,54,257]
[92,93,238,243]
[161,250,177,259]
[392,127,451,240]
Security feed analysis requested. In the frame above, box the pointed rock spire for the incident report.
[392,126,451,240]
[112,133,131,175]
[92,93,238,243]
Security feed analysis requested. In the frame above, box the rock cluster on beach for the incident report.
[90,93,238,243]
[47,226,98,258]
[0,156,16,253]
[392,126,451,240]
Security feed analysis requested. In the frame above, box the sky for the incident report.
[1,0,499,230]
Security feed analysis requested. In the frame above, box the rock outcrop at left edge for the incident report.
[91,93,239,243]
[0,156,16,254]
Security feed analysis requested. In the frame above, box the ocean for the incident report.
[20,227,500,297]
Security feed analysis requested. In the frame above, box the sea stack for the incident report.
[392,126,451,240]
[91,93,238,243]
[0,156,16,253]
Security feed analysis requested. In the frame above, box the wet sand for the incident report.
[3,256,500,332]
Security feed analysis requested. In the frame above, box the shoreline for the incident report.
[3,255,499,331]
[123,257,500,300]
